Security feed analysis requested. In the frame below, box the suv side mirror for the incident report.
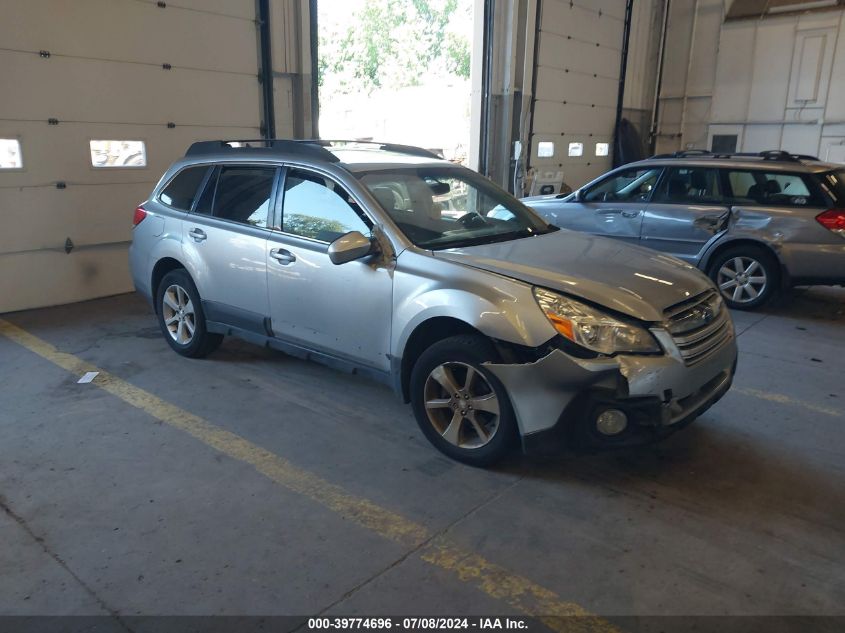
[328,231,374,265]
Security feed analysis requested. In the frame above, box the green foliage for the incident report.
[319,0,472,95]
[284,214,347,241]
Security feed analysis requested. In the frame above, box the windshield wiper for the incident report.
[426,228,549,250]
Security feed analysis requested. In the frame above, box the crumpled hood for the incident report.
[433,230,714,322]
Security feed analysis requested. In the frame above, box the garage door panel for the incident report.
[0,183,155,250]
[0,121,258,188]
[535,66,617,106]
[0,248,132,313]
[0,0,263,312]
[172,0,256,20]
[0,55,260,126]
[1,0,257,75]
[532,101,615,135]
[537,32,621,78]
[540,2,623,49]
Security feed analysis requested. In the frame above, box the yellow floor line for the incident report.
[0,318,616,633]
[733,387,842,418]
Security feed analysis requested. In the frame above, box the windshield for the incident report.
[357,167,555,249]
[820,169,845,206]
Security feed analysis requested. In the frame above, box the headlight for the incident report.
[533,287,660,355]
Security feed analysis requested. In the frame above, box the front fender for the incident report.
[391,250,557,357]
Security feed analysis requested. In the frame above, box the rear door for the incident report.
[181,164,279,332]
[560,166,662,244]
[640,165,730,262]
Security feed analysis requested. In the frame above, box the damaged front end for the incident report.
[484,313,738,454]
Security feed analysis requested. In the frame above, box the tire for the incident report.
[155,269,223,358]
[409,335,517,466]
[708,245,780,310]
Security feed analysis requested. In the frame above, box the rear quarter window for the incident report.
[723,169,825,207]
[158,166,210,210]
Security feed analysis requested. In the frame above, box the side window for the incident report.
[282,169,372,243]
[654,167,722,204]
[724,170,822,207]
[210,166,276,228]
[159,166,210,210]
[583,168,662,203]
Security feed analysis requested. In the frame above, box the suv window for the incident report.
[653,167,722,204]
[195,166,276,228]
[724,169,824,207]
[282,169,372,242]
[582,168,662,203]
[159,166,210,210]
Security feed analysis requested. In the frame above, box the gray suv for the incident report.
[129,140,737,465]
[523,151,845,309]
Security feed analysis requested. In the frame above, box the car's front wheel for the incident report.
[156,269,222,358]
[410,335,517,466]
[708,246,779,310]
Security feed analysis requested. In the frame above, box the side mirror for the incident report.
[328,231,374,265]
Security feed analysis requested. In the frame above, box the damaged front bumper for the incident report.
[484,328,738,453]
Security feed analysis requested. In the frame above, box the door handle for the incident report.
[270,248,296,265]
[621,210,640,218]
[188,228,207,242]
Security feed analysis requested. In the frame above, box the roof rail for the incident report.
[185,139,339,162]
[650,149,820,163]
[310,139,443,160]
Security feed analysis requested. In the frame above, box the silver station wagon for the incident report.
[523,150,845,310]
[129,140,738,465]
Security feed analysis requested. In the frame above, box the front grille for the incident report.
[664,290,732,365]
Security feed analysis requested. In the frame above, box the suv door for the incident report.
[266,166,393,371]
[181,164,279,331]
[640,165,730,263]
[566,166,662,243]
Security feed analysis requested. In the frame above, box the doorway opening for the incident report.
[316,0,478,165]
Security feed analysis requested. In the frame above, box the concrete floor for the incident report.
[1,287,844,623]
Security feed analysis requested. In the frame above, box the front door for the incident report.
[566,166,662,244]
[266,167,393,371]
[640,166,730,263]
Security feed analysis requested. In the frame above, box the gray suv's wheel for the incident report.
[410,335,516,466]
[708,246,779,310]
[156,269,222,358]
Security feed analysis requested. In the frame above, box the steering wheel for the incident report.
[457,213,486,228]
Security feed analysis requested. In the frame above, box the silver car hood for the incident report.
[433,230,713,322]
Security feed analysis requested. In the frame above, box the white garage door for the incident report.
[529,0,625,189]
[0,0,262,313]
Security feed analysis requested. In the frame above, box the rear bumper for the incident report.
[484,328,738,453]
[779,241,845,285]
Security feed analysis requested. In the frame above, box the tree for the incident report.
[318,0,472,96]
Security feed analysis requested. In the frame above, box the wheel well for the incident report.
[704,239,783,279]
[400,317,482,402]
[151,258,186,312]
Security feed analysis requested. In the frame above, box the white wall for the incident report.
[710,9,845,160]
[656,2,845,161]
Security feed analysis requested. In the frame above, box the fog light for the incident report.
[596,409,628,436]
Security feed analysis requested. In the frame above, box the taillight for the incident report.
[816,209,845,236]
[133,205,147,227]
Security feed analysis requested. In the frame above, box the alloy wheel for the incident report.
[717,256,767,305]
[161,284,196,345]
[423,362,500,449]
